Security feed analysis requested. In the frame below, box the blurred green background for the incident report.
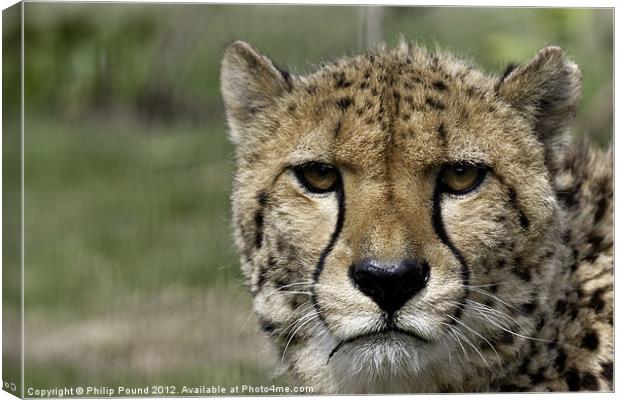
[2,3,613,394]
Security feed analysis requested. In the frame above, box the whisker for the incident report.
[261,281,314,301]
[447,314,501,364]
[277,304,317,339]
[281,315,318,362]
[465,299,524,329]
[472,308,553,343]
[464,287,524,315]
[465,282,509,289]
[443,323,469,363]
[450,325,490,369]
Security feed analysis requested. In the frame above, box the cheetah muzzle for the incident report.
[220,40,613,393]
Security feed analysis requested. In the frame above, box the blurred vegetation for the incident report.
[22,117,235,314]
[12,5,613,142]
[2,3,612,394]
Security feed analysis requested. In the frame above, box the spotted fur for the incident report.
[220,40,613,393]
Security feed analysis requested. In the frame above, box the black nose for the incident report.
[349,259,430,314]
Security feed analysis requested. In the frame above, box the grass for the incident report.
[22,114,239,315]
[4,113,284,391]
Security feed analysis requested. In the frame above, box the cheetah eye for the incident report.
[294,162,340,193]
[439,164,487,195]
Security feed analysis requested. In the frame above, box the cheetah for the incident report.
[220,40,613,393]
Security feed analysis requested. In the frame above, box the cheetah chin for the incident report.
[328,328,427,362]
[327,331,432,390]
[220,39,613,393]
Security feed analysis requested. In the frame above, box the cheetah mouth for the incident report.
[327,327,430,364]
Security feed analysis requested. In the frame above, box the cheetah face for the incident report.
[221,42,581,392]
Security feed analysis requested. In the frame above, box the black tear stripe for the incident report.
[507,187,530,230]
[432,187,470,322]
[311,183,346,326]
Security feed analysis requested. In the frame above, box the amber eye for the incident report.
[294,163,340,193]
[439,164,487,194]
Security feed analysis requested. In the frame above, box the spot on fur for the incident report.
[600,362,613,383]
[582,331,599,350]
[426,96,445,110]
[432,80,448,91]
[254,191,268,248]
[336,97,354,111]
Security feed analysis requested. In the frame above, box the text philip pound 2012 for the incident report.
[26,384,314,397]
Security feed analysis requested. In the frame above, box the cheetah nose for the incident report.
[349,259,430,314]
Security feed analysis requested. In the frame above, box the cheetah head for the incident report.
[221,41,581,393]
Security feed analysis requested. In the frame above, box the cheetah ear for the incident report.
[497,46,582,151]
[221,41,293,145]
